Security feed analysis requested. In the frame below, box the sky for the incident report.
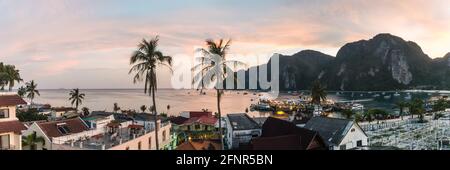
[0,0,450,89]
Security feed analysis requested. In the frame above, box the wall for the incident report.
[0,106,17,122]
[22,123,51,150]
[109,123,172,150]
[0,132,21,150]
[338,123,368,150]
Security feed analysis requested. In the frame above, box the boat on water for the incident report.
[373,94,381,97]
[384,95,391,99]
[351,103,364,112]
[404,93,412,100]
[393,92,401,97]
[250,102,272,111]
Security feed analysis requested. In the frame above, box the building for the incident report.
[50,107,77,119]
[225,113,261,150]
[24,112,173,150]
[251,117,326,150]
[176,139,221,150]
[169,111,218,144]
[23,117,91,150]
[304,117,368,150]
[0,93,28,150]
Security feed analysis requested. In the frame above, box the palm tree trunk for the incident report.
[216,89,223,150]
[152,87,159,150]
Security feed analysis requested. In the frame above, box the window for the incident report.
[357,140,363,147]
[148,137,152,149]
[138,142,142,150]
[351,128,355,132]
[0,134,10,149]
[195,124,201,130]
[162,130,166,141]
[0,109,9,119]
[57,124,71,135]
[339,145,346,150]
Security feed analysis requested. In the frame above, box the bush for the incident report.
[17,109,48,122]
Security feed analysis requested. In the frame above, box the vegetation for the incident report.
[113,103,121,113]
[140,105,147,113]
[17,86,26,97]
[0,63,22,91]
[409,98,426,123]
[310,80,327,105]
[395,101,409,120]
[17,109,47,122]
[69,88,85,112]
[81,107,90,117]
[191,38,246,150]
[432,99,449,112]
[22,132,45,150]
[341,109,355,119]
[129,36,173,150]
[25,80,40,105]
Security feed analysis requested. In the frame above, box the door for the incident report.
[0,134,10,149]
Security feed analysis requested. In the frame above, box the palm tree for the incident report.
[311,80,327,105]
[310,80,327,116]
[22,132,45,150]
[342,109,355,119]
[25,80,40,105]
[17,86,26,98]
[69,88,85,112]
[191,39,246,149]
[81,107,90,117]
[113,103,121,113]
[4,65,22,91]
[410,98,425,122]
[140,105,147,113]
[129,36,172,150]
[0,63,8,90]
[395,101,408,120]
[167,104,171,115]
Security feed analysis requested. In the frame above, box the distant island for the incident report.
[238,33,450,91]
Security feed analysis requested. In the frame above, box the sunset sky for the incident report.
[1,0,450,89]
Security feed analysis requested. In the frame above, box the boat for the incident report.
[384,95,391,99]
[373,94,381,97]
[404,93,412,100]
[393,92,401,97]
[351,103,364,112]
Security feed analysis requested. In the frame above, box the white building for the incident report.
[225,113,261,150]
[304,116,368,150]
[0,93,27,150]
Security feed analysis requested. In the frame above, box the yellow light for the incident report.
[276,111,285,115]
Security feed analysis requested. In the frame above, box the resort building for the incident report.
[0,93,28,150]
[23,117,91,150]
[50,107,77,119]
[225,113,261,150]
[251,117,326,150]
[304,117,368,150]
[23,111,173,150]
[169,111,218,143]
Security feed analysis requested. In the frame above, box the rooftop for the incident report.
[0,120,27,134]
[304,116,355,146]
[0,94,27,106]
[176,140,221,150]
[227,113,261,131]
[37,117,90,138]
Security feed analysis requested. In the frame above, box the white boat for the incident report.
[351,103,364,111]
[373,94,380,97]
[404,94,412,100]
[384,95,391,99]
[393,92,401,97]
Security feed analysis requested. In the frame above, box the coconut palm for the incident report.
[17,86,27,98]
[410,98,425,122]
[69,88,85,112]
[311,80,327,105]
[0,63,7,90]
[4,65,22,91]
[113,103,121,113]
[81,107,90,117]
[25,80,40,105]
[191,38,246,149]
[129,36,172,150]
[22,132,45,150]
[342,109,355,119]
[140,105,147,113]
[395,101,408,120]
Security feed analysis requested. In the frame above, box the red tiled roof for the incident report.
[128,124,144,129]
[176,140,221,150]
[0,120,27,134]
[189,111,212,118]
[0,95,27,106]
[183,116,217,126]
[37,118,89,138]
[169,116,189,125]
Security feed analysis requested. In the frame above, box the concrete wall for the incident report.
[0,106,17,122]
[336,123,368,150]
[0,132,22,150]
[109,123,172,150]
